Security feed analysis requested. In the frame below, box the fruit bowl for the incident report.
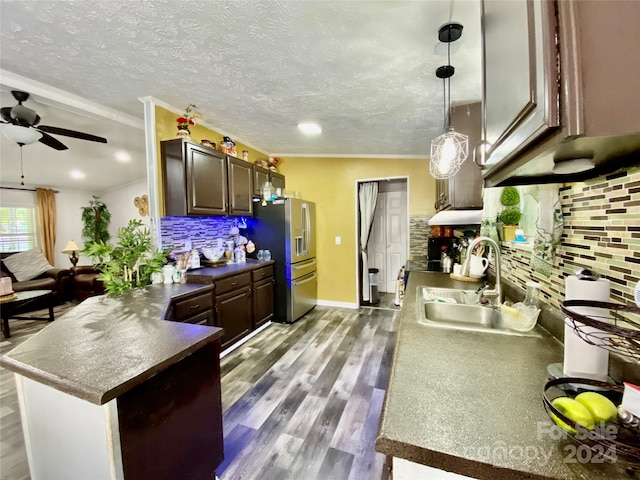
[543,377,640,469]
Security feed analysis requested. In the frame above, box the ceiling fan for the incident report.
[1,90,108,150]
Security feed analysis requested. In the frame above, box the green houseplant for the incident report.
[81,196,111,245]
[83,219,168,296]
[499,187,522,242]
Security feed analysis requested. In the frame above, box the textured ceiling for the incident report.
[0,0,482,190]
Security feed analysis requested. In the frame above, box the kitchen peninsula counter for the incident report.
[1,282,225,479]
[187,258,274,281]
[1,282,221,405]
[375,271,633,480]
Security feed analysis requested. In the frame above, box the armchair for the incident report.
[71,266,105,302]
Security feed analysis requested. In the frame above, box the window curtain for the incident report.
[480,187,502,244]
[531,184,563,276]
[36,187,56,264]
[359,182,378,302]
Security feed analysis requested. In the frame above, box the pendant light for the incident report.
[430,22,469,179]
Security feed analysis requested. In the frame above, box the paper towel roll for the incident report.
[563,275,610,380]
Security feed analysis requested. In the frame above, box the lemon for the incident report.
[551,397,595,434]
[575,392,618,424]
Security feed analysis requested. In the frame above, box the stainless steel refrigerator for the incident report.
[253,198,317,324]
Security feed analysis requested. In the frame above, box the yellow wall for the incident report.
[153,104,436,304]
[155,105,267,162]
[154,105,269,214]
[279,157,435,304]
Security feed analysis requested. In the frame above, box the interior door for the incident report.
[384,190,407,293]
[367,189,408,294]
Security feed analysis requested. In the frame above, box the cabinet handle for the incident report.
[190,304,200,310]
[473,140,491,169]
[231,281,237,286]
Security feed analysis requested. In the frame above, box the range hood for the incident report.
[428,210,483,226]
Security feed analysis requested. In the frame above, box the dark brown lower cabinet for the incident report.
[168,289,214,325]
[118,341,223,479]
[253,278,274,328]
[215,285,253,350]
[189,263,275,351]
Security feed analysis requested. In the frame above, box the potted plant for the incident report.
[83,219,168,296]
[499,187,521,242]
[81,196,111,245]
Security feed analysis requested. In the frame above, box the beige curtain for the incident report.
[36,187,57,264]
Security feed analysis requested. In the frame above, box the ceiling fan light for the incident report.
[429,128,468,179]
[2,124,42,145]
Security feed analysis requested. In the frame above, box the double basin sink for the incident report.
[417,286,540,338]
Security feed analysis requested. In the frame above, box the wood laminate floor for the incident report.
[0,301,399,480]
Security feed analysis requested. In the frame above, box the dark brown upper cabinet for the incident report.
[161,139,253,217]
[480,0,640,186]
[252,164,286,197]
[227,155,253,216]
[435,102,483,211]
[252,164,270,197]
[270,171,285,192]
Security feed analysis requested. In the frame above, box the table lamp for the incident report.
[62,240,80,267]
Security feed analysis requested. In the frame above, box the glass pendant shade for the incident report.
[2,124,42,145]
[430,127,469,179]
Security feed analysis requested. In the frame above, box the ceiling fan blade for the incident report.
[1,107,16,123]
[37,125,107,143]
[38,132,68,150]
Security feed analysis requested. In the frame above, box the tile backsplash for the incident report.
[160,216,242,253]
[500,167,640,312]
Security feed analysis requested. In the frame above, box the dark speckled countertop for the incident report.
[0,283,222,406]
[375,271,634,480]
[187,258,274,281]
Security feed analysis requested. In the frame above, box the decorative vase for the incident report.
[176,125,191,140]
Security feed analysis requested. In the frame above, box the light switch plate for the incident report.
[335,236,341,245]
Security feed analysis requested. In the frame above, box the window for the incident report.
[0,206,38,252]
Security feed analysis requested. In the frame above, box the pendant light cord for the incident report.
[19,145,25,186]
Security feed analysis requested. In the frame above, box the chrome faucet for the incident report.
[460,236,502,306]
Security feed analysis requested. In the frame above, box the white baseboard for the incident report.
[316,300,358,309]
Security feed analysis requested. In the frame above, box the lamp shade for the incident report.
[2,124,43,145]
[429,127,469,179]
[62,240,80,254]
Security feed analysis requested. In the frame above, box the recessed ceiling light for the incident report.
[297,122,322,135]
[115,151,131,162]
[70,170,85,180]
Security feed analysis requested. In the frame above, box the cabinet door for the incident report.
[253,277,274,329]
[215,287,252,350]
[481,0,559,170]
[227,156,253,216]
[186,143,227,216]
[448,103,483,209]
[434,178,449,211]
[253,164,270,197]
[270,172,285,191]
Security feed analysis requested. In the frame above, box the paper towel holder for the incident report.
[574,268,600,281]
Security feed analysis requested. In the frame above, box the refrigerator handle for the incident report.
[306,203,311,255]
[302,203,309,255]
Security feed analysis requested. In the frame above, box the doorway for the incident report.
[357,178,408,305]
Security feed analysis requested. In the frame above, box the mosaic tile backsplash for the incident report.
[160,216,246,253]
[500,167,640,316]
